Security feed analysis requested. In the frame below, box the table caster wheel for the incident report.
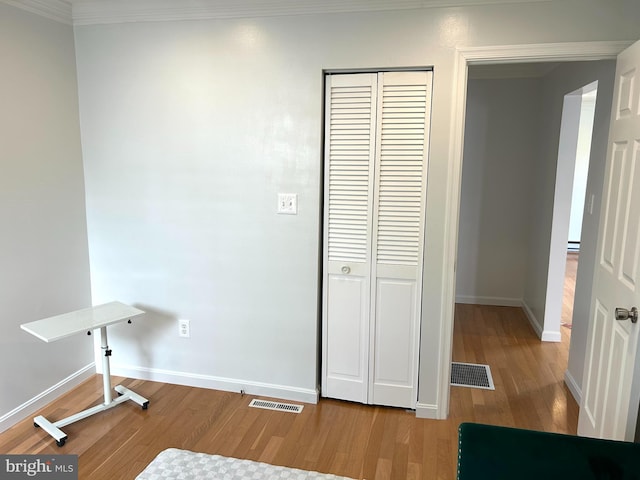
[142,401,149,410]
[34,422,40,428]
[56,438,66,447]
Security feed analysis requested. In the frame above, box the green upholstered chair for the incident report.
[457,423,640,479]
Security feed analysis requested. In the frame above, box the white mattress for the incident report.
[136,448,356,480]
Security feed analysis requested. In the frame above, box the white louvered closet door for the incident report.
[322,71,432,408]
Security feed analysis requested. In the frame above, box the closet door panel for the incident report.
[325,273,369,402]
[370,71,431,408]
[322,73,377,404]
[370,277,418,407]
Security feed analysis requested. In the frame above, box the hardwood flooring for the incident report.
[562,252,579,328]
[451,304,576,434]
[0,265,579,479]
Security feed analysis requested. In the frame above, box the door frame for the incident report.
[434,40,633,420]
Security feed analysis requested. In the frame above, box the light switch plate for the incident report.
[277,193,297,215]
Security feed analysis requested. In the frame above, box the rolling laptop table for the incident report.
[21,301,149,446]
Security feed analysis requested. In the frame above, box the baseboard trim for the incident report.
[455,295,522,307]
[522,300,543,337]
[0,363,96,434]
[521,300,561,342]
[415,402,441,419]
[541,330,562,342]
[111,364,319,405]
[564,369,582,405]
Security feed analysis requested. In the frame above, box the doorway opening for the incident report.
[452,60,614,426]
[555,82,599,339]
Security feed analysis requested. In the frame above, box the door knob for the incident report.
[615,307,638,323]
[341,266,351,274]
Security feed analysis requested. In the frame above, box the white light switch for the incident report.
[277,193,297,215]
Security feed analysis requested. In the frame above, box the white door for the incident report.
[578,39,640,441]
[322,73,377,404]
[322,71,432,409]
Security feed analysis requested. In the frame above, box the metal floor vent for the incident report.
[249,399,304,413]
[451,362,495,390]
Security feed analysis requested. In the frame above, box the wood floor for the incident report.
[562,252,579,327]
[0,262,579,479]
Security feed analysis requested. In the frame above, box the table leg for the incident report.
[100,326,112,405]
[33,325,149,446]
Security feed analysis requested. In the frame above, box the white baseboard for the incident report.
[415,402,441,419]
[564,369,582,405]
[455,295,522,307]
[541,330,562,342]
[0,363,95,434]
[522,300,543,337]
[521,300,561,342]
[111,364,319,405]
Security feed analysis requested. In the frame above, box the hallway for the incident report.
[450,253,580,432]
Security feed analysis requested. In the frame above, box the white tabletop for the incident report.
[21,301,145,343]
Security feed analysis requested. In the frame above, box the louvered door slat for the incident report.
[326,77,375,263]
[374,74,429,267]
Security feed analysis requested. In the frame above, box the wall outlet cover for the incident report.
[178,319,190,338]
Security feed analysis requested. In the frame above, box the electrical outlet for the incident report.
[178,319,190,338]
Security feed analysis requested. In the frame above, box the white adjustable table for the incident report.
[20,301,148,447]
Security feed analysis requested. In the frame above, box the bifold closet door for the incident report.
[322,71,432,409]
[322,73,377,404]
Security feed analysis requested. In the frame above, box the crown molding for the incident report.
[0,0,556,27]
[70,0,554,26]
[0,0,72,24]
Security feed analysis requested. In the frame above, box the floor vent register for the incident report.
[451,362,495,390]
[249,399,304,413]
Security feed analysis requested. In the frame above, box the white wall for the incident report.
[72,1,640,415]
[523,61,615,349]
[0,3,93,431]
[456,77,542,306]
[568,92,597,245]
